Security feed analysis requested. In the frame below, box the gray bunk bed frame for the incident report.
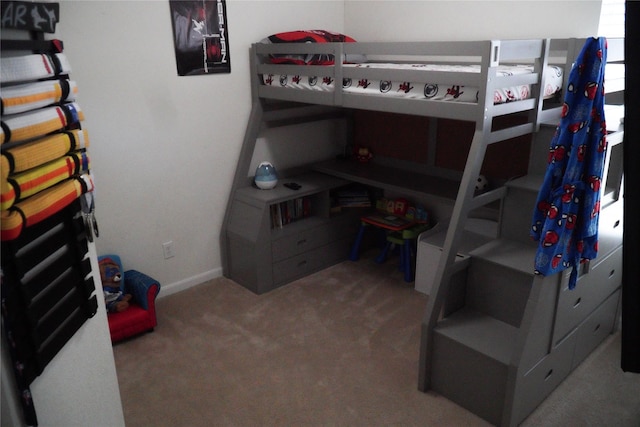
[222,37,625,426]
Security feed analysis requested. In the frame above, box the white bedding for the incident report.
[262,63,564,104]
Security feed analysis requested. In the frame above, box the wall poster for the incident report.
[169,0,230,76]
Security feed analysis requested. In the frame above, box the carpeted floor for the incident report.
[113,250,640,426]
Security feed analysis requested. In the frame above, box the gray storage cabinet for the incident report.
[226,173,359,294]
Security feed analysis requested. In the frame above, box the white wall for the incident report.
[59,0,346,296]
[249,119,348,175]
[345,1,602,41]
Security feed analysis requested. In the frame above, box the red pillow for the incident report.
[261,30,362,65]
[267,30,356,44]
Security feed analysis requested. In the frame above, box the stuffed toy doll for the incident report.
[354,146,373,163]
[99,256,132,313]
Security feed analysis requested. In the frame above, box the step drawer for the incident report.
[272,238,351,285]
[512,330,577,425]
[272,219,356,262]
[597,202,623,259]
[432,309,517,426]
[553,245,622,344]
[572,289,620,369]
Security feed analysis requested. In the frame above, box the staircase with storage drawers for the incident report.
[417,37,625,424]
[418,122,624,425]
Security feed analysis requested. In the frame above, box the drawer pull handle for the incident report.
[573,297,582,308]
[613,220,620,228]
[545,369,554,381]
[594,323,601,333]
[609,269,615,278]
[297,260,307,267]
[297,239,307,246]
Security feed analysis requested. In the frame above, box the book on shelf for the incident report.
[334,187,371,208]
[271,196,312,228]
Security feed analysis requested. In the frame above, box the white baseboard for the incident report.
[157,268,223,298]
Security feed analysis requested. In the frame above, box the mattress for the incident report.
[262,63,564,104]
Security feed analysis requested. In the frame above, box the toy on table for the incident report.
[375,197,429,224]
[351,197,431,282]
[99,256,132,313]
[406,204,429,223]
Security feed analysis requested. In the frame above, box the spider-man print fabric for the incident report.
[262,63,563,104]
[531,37,608,290]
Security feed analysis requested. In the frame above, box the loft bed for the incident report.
[223,35,589,289]
[227,37,572,209]
[222,35,624,425]
[224,36,554,291]
[225,36,577,248]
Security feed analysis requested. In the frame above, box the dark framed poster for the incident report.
[169,0,230,76]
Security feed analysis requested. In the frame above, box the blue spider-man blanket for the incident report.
[531,37,608,290]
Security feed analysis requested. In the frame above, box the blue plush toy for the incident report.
[99,256,132,313]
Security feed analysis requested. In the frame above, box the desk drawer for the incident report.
[272,219,356,262]
[553,245,622,344]
[272,238,352,285]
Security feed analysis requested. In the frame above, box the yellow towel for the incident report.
[1,174,93,241]
[1,129,89,175]
[1,152,90,210]
[1,103,84,144]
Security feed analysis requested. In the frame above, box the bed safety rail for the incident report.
[252,39,553,122]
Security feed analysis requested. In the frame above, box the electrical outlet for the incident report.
[162,241,175,259]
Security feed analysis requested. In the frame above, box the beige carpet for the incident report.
[113,250,640,426]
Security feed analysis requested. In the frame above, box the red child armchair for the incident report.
[98,254,161,343]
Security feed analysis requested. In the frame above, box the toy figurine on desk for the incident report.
[354,146,373,163]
